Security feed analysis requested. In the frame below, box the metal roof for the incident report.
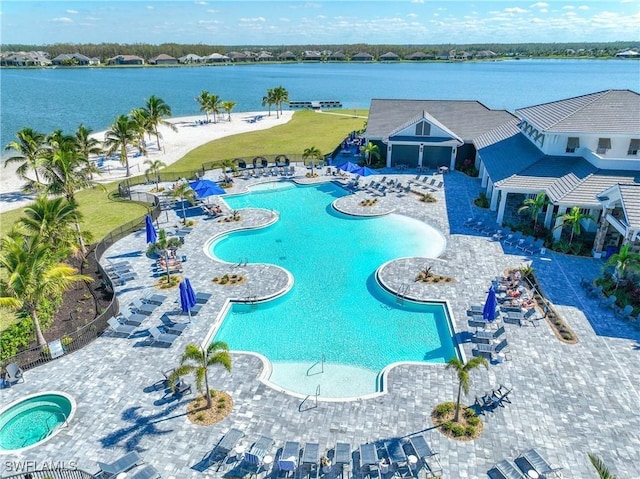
[473,118,521,150]
[478,133,543,183]
[366,99,516,142]
[515,89,640,135]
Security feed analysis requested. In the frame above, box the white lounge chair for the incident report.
[148,326,179,347]
[107,317,137,337]
[96,451,144,477]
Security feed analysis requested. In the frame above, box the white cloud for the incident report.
[279,17,291,22]
[530,2,548,7]
[51,17,73,23]
[66,9,79,14]
[407,13,418,18]
[206,9,218,14]
[411,0,425,3]
[195,1,208,5]
[147,6,154,10]
[578,5,589,10]
[317,14,326,19]
[239,17,266,22]
[562,5,575,9]
[504,7,528,14]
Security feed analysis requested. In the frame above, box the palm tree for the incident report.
[169,342,232,409]
[272,86,289,116]
[103,115,136,177]
[303,146,323,176]
[20,195,83,258]
[129,107,151,156]
[445,356,488,422]
[208,94,221,123]
[262,88,275,116]
[221,100,236,122]
[144,159,167,191]
[195,90,212,122]
[518,192,548,230]
[169,182,196,225]
[74,124,102,179]
[555,206,594,244]
[606,244,640,287]
[361,142,380,166]
[588,453,617,479]
[0,234,92,347]
[144,95,177,150]
[4,127,47,183]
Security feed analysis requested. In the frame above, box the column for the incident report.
[496,191,508,225]
[592,208,611,255]
[553,206,569,241]
[490,184,499,210]
[386,144,392,168]
[418,144,424,168]
[543,204,555,229]
[449,146,457,170]
[480,164,488,188]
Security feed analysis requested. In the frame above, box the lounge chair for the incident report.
[471,221,487,232]
[107,317,137,337]
[463,217,477,228]
[160,314,189,335]
[205,428,245,471]
[488,459,526,479]
[334,442,351,478]
[277,441,301,477]
[127,464,161,479]
[617,304,634,320]
[503,231,523,246]
[3,363,24,386]
[491,384,512,404]
[599,295,617,310]
[383,439,410,476]
[129,299,158,316]
[299,442,320,479]
[408,435,442,478]
[118,312,147,327]
[359,443,380,479]
[239,436,275,477]
[473,338,509,359]
[516,236,535,251]
[96,451,144,478]
[524,238,545,254]
[148,326,179,347]
[515,449,562,477]
[588,284,604,298]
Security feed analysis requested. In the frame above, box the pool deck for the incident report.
[1,166,638,478]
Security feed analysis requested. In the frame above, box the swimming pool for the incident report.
[211,182,457,398]
[0,392,75,453]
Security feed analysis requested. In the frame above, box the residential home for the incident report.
[278,51,297,61]
[149,54,178,65]
[475,50,497,59]
[436,51,450,60]
[52,53,91,65]
[227,52,253,62]
[2,51,52,66]
[89,57,101,65]
[405,52,430,61]
[615,49,640,58]
[474,89,640,255]
[328,51,347,61]
[107,55,144,65]
[302,51,322,61]
[204,53,230,63]
[256,52,274,62]
[378,52,400,62]
[178,54,204,64]
[352,52,374,62]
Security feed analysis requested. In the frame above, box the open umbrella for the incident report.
[482,285,498,322]
[179,278,197,320]
[145,215,157,244]
[352,165,379,177]
[338,161,360,173]
[188,179,225,199]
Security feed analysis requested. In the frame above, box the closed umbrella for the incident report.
[482,286,498,322]
[184,278,197,306]
[179,278,197,320]
[145,215,157,244]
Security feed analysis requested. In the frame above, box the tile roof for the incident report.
[618,183,640,229]
[386,110,463,144]
[478,133,543,183]
[515,89,640,135]
[366,99,516,142]
[473,118,521,150]
[558,171,639,207]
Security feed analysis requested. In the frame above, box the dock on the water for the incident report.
[289,100,342,110]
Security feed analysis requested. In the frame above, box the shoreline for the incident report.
[0,110,294,214]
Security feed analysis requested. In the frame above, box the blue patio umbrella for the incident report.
[179,278,197,319]
[188,179,226,199]
[482,286,498,322]
[352,165,379,177]
[145,215,157,244]
[338,161,360,173]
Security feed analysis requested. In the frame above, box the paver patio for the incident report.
[1,167,638,479]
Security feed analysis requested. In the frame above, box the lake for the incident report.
[1,59,638,151]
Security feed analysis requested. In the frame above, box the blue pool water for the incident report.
[0,393,74,452]
[211,182,456,397]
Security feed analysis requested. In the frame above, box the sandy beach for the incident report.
[0,110,293,214]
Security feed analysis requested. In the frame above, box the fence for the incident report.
[2,468,97,479]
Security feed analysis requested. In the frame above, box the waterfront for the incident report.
[2,59,639,149]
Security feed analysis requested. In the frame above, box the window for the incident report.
[415,121,431,136]
[566,137,580,153]
[628,139,640,155]
[597,138,611,154]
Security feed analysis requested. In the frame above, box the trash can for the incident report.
[605,245,619,259]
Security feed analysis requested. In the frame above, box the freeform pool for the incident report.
[212,183,457,398]
[0,392,75,453]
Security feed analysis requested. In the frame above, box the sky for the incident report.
[1,1,639,46]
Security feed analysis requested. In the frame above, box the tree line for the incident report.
[2,41,636,61]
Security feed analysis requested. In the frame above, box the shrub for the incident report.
[440,421,454,432]
[434,402,455,417]
[420,193,436,203]
[465,425,477,436]
[195,412,205,421]
[467,416,481,427]
[473,192,489,208]
[553,240,571,254]
[451,424,465,437]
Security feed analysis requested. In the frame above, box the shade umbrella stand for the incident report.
[145,215,157,244]
[482,286,498,323]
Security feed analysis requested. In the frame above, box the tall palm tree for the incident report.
[262,88,275,116]
[144,159,167,190]
[4,127,47,183]
[272,86,289,117]
[221,100,236,122]
[144,95,177,150]
[555,206,594,244]
[361,142,380,166]
[0,234,92,347]
[518,192,548,230]
[445,356,488,422]
[588,453,617,479]
[169,182,196,225]
[103,115,136,177]
[129,107,151,156]
[74,124,103,179]
[195,90,212,122]
[208,94,221,123]
[47,129,75,151]
[606,244,640,286]
[303,146,323,176]
[220,158,236,185]
[169,341,232,409]
[20,195,83,258]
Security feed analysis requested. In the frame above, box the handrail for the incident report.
[306,353,325,376]
[2,468,98,479]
